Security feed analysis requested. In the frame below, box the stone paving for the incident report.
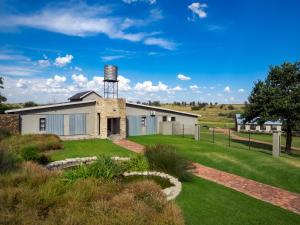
[114,139,300,215]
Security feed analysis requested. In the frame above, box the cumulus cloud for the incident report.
[172,85,182,91]
[16,79,29,88]
[177,74,191,81]
[144,37,177,50]
[188,2,208,21]
[122,0,156,4]
[72,74,88,87]
[238,88,245,93]
[189,85,199,91]
[46,75,66,88]
[135,81,168,92]
[54,54,73,67]
[38,59,51,67]
[224,86,231,93]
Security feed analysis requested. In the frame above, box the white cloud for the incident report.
[16,79,28,88]
[177,74,191,81]
[224,86,231,93]
[188,2,208,21]
[172,86,182,91]
[238,88,245,93]
[72,74,88,87]
[0,64,40,76]
[189,85,199,91]
[54,54,73,67]
[144,37,177,50]
[122,0,156,4]
[46,75,66,88]
[74,66,82,72]
[37,59,51,67]
[135,81,168,92]
[118,75,132,91]
[101,55,125,62]
[0,51,30,61]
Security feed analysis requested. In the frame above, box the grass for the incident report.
[129,135,300,194]
[161,104,244,128]
[177,176,300,225]
[49,139,135,161]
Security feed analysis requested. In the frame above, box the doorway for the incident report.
[107,117,120,137]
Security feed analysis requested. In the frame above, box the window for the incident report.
[141,116,146,126]
[250,124,256,130]
[162,116,167,122]
[171,116,176,122]
[39,118,46,131]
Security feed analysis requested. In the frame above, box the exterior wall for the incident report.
[20,103,96,136]
[245,125,250,131]
[237,125,241,132]
[126,105,198,135]
[265,125,271,132]
[96,98,126,139]
[82,93,102,101]
[236,123,282,134]
[0,114,20,134]
[255,125,261,132]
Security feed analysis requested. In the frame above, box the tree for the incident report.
[0,77,7,103]
[244,62,300,153]
[23,101,38,107]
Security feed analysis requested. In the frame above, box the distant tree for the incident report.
[244,62,300,153]
[0,77,7,103]
[228,104,235,110]
[24,101,38,107]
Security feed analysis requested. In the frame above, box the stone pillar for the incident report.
[272,131,281,157]
[194,124,200,140]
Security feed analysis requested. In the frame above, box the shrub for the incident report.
[37,154,50,165]
[0,128,12,141]
[145,144,193,181]
[21,145,39,161]
[228,104,235,110]
[64,155,123,182]
[0,134,63,154]
[0,146,19,173]
[191,106,200,111]
[121,154,149,172]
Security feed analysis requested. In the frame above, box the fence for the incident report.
[159,122,197,138]
[198,125,295,154]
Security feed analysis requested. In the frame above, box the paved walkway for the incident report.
[114,139,300,215]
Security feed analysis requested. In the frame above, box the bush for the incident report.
[64,155,123,182]
[191,106,201,111]
[121,154,149,172]
[145,144,193,181]
[0,134,63,154]
[37,154,50,165]
[0,128,12,141]
[21,145,40,161]
[228,104,235,110]
[0,147,19,173]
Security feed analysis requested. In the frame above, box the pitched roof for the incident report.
[68,91,102,101]
[5,100,96,113]
[235,114,282,125]
[126,102,200,118]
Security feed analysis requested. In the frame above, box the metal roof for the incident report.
[235,114,282,125]
[126,102,200,118]
[5,100,96,113]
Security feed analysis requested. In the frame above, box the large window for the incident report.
[141,116,146,127]
[162,116,167,122]
[171,116,176,122]
[39,118,46,131]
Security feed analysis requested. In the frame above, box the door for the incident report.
[46,115,64,135]
[127,116,141,136]
[146,116,157,135]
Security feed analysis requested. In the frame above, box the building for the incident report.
[235,114,282,133]
[5,90,199,139]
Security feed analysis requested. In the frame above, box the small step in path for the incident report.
[114,139,300,215]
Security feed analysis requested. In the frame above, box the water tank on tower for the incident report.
[103,65,119,98]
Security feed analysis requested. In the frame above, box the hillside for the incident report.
[161,104,245,128]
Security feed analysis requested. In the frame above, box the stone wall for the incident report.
[0,114,20,134]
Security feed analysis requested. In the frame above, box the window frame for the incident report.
[171,116,176,122]
[39,118,46,131]
[141,116,147,127]
[162,116,167,122]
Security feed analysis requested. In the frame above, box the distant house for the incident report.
[235,114,282,133]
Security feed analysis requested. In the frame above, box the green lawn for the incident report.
[129,135,300,194]
[234,132,300,149]
[50,139,135,161]
[178,176,300,225]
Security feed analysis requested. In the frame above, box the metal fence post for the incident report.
[228,128,231,147]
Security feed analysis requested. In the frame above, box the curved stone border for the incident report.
[123,171,182,201]
[46,157,182,200]
[46,156,130,170]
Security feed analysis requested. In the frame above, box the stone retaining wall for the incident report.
[0,114,20,134]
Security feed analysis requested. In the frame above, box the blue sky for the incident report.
[0,0,299,104]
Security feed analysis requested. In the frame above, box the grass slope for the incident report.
[129,135,300,194]
[50,139,135,161]
[177,176,300,225]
